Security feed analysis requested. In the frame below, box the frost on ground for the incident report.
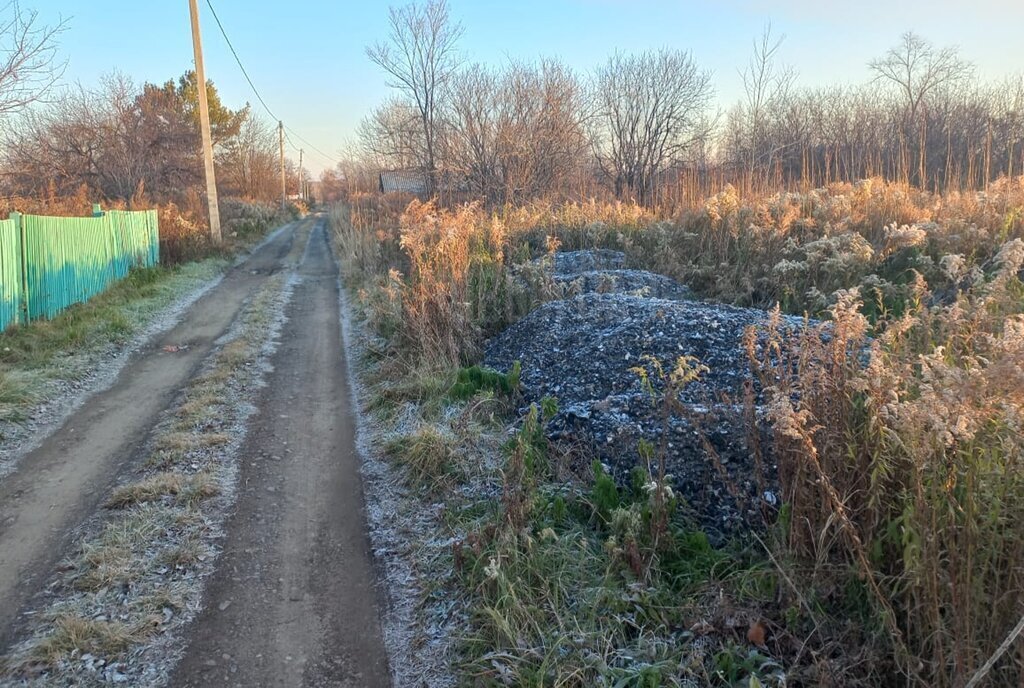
[0,272,295,688]
[0,265,225,484]
[337,278,458,688]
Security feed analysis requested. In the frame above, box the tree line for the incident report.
[1,71,301,210]
[0,3,301,215]
[353,0,1024,205]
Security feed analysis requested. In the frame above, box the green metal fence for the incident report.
[0,208,159,331]
[0,216,22,332]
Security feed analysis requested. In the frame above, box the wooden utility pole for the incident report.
[188,0,221,243]
[298,149,304,202]
[279,120,286,209]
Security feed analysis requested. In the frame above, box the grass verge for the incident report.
[358,354,784,686]
[0,260,225,428]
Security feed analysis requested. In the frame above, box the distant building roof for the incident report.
[379,169,427,194]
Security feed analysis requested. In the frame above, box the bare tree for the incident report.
[357,96,425,169]
[3,73,206,204]
[591,49,714,204]
[870,32,971,184]
[870,32,971,122]
[0,2,67,117]
[445,59,587,202]
[366,0,463,191]
[445,63,501,198]
[500,59,588,202]
[218,115,280,201]
[738,23,797,179]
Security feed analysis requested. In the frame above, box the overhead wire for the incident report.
[204,0,341,168]
[283,125,339,167]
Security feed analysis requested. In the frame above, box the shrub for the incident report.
[161,198,293,265]
[448,362,520,401]
[158,202,212,265]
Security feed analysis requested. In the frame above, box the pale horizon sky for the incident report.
[31,0,1024,175]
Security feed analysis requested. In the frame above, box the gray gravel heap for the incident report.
[547,249,627,275]
[553,269,692,301]
[484,292,804,534]
[534,249,691,301]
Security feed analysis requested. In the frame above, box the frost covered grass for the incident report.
[332,176,1024,686]
[335,177,1024,336]
[748,240,1024,686]
[0,274,289,685]
[0,260,225,427]
[349,337,784,686]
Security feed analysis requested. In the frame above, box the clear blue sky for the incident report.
[34,0,1024,175]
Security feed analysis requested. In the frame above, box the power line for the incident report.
[204,0,278,122]
[282,125,339,169]
[283,125,339,167]
[204,0,341,168]
[282,129,300,152]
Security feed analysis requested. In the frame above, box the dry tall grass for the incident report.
[338,176,1024,319]
[334,198,537,367]
[749,239,1024,685]
[332,177,1024,685]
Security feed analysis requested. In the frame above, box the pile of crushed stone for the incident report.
[484,291,805,534]
[530,249,691,300]
[546,249,627,275]
[553,269,691,301]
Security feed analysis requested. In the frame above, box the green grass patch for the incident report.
[454,477,781,687]
[0,259,225,424]
[448,361,520,401]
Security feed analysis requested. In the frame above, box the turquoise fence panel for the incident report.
[0,217,23,331]
[107,211,130,278]
[24,214,116,320]
[15,209,161,325]
[107,209,160,273]
[147,210,160,266]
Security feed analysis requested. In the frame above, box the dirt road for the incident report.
[171,220,390,687]
[0,216,390,686]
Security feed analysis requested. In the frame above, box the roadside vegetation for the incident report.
[332,175,1024,686]
[0,260,222,428]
